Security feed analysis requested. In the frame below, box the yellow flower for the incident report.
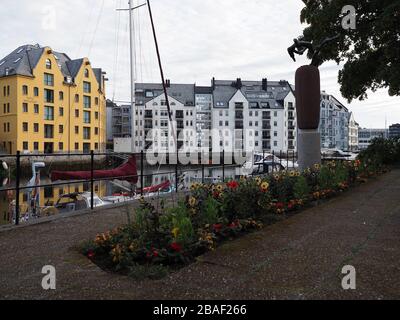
[289,171,296,177]
[295,171,301,177]
[255,177,262,185]
[188,197,197,207]
[172,227,179,239]
[261,182,270,192]
[274,174,280,181]
[216,184,224,192]
[314,164,321,170]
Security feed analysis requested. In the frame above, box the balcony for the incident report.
[177,121,184,129]
[144,111,153,118]
[235,111,243,119]
[288,135,296,140]
[235,121,244,130]
[176,111,184,119]
[235,102,244,109]
[262,113,271,120]
[262,121,271,130]
[262,133,271,140]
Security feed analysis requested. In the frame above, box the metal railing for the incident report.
[0,149,300,226]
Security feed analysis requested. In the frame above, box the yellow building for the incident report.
[0,44,107,154]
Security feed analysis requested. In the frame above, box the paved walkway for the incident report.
[1,170,400,300]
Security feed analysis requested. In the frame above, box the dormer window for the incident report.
[46,59,52,69]
[84,69,89,78]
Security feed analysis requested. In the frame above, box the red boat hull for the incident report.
[51,156,138,183]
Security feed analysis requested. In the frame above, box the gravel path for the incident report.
[0,170,399,300]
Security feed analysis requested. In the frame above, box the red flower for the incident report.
[146,252,153,259]
[87,250,95,259]
[213,224,223,232]
[275,202,285,209]
[170,242,182,252]
[227,181,239,189]
[213,191,221,198]
[153,250,159,258]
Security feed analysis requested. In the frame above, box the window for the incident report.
[23,142,28,151]
[34,87,39,96]
[22,122,28,132]
[34,142,39,151]
[34,104,39,114]
[22,85,28,95]
[46,59,52,69]
[83,111,91,124]
[95,127,99,135]
[59,91,64,100]
[59,107,64,116]
[44,106,54,120]
[75,143,79,150]
[23,103,28,113]
[83,127,91,140]
[75,126,79,134]
[83,81,91,93]
[44,125,54,138]
[95,97,99,105]
[75,109,79,118]
[59,125,63,134]
[44,73,54,86]
[34,123,39,133]
[44,89,54,103]
[145,90,154,98]
[95,112,99,120]
[83,96,91,108]
[59,142,64,151]
[75,94,79,103]
[95,143,99,150]
[84,69,89,78]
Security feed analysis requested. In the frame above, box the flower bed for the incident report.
[81,139,399,279]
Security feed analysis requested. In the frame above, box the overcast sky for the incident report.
[1,0,399,128]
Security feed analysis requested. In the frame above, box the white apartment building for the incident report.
[348,112,359,151]
[113,78,296,155]
[212,79,296,153]
[319,92,351,151]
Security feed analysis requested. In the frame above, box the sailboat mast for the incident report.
[128,0,136,153]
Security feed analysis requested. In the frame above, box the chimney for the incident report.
[165,79,171,88]
[5,68,9,76]
[236,78,242,89]
[262,78,268,91]
[211,77,216,91]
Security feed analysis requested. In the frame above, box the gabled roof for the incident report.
[0,44,104,90]
[213,79,293,109]
[136,83,195,106]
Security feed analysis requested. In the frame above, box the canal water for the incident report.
[0,164,241,226]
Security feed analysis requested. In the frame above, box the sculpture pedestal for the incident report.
[298,129,321,171]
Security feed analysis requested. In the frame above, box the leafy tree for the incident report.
[300,0,400,102]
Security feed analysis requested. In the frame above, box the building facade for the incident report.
[389,123,400,139]
[358,128,389,150]
[113,78,297,154]
[0,44,107,154]
[348,113,359,151]
[319,92,351,151]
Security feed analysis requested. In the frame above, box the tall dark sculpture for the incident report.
[288,35,339,170]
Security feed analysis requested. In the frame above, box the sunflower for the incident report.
[260,182,270,192]
[255,177,262,185]
[188,197,197,207]
[289,171,296,177]
[314,164,321,171]
[172,227,179,239]
[216,184,224,192]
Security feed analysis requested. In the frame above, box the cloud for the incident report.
[0,0,398,127]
